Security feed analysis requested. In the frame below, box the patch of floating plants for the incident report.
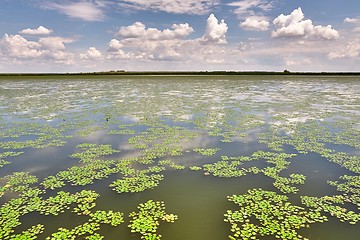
[193,148,220,156]
[110,173,164,194]
[0,151,23,168]
[47,210,123,239]
[224,188,327,240]
[129,200,178,240]
[41,143,121,189]
[202,151,305,194]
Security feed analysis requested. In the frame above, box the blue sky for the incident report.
[0,0,359,72]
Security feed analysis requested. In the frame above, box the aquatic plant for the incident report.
[128,200,178,239]
[10,224,44,240]
[203,161,246,178]
[0,186,100,239]
[0,152,23,168]
[41,176,65,190]
[58,160,117,186]
[110,174,164,193]
[225,188,327,239]
[0,172,38,197]
[301,195,360,224]
[108,128,136,135]
[189,166,202,171]
[158,160,185,170]
[70,143,120,163]
[193,148,220,156]
[89,210,124,226]
[46,222,101,240]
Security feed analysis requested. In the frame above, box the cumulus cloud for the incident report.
[0,34,74,64]
[118,0,219,15]
[328,41,360,59]
[80,47,103,60]
[108,14,228,62]
[228,1,273,31]
[38,37,74,50]
[241,17,269,31]
[272,7,339,40]
[228,0,275,18]
[0,34,42,58]
[117,22,193,40]
[44,1,107,21]
[108,39,124,51]
[107,39,134,59]
[202,14,228,44]
[19,26,53,35]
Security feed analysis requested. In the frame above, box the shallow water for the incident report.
[0,75,359,239]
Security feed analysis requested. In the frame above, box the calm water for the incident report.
[0,75,359,239]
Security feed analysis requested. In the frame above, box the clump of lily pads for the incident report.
[110,174,164,193]
[10,224,45,240]
[0,172,38,197]
[203,161,246,178]
[202,151,304,194]
[158,160,185,170]
[189,166,202,171]
[129,200,178,239]
[47,210,123,239]
[0,181,100,239]
[193,148,220,156]
[328,175,360,208]
[0,151,23,168]
[41,143,122,189]
[301,194,360,224]
[225,188,327,240]
[70,143,120,163]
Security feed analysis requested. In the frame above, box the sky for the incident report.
[0,0,359,73]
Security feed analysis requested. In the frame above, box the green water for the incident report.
[0,75,359,239]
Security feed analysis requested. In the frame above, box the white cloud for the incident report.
[108,39,124,51]
[272,7,339,40]
[344,17,360,24]
[0,34,42,58]
[117,22,193,40]
[107,39,132,59]
[38,37,74,50]
[228,0,275,18]
[44,1,107,21]
[241,17,269,31]
[344,17,360,32]
[107,14,228,63]
[286,59,311,66]
[0,34,74,64]
[328,41,360,59]
[118,0,219,15]
[80,47,103,60]
[19,26,53,35]
[202,14,228,44]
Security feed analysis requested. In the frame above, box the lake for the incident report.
[0,75,359,240]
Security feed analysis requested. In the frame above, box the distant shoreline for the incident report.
[1,71,360,77]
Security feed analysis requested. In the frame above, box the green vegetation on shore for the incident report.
[1,70,360,77]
